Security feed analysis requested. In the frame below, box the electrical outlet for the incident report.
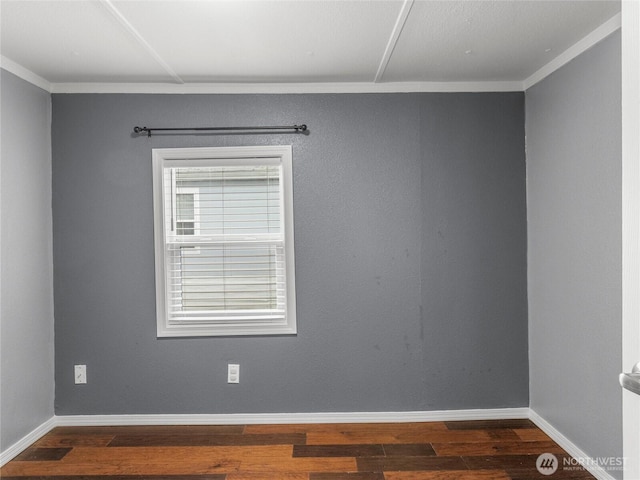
[74,364,87,384]
[228,364,239,384]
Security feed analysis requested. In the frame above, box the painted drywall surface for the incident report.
[52,92,527,414]
[421,94,528,409]
[0,70,54,449]
[526,32,622,476]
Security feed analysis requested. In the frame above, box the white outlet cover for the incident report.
[74,364,87,384]
[228,364,239,383]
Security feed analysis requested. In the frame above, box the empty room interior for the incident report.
[1,1,639,479]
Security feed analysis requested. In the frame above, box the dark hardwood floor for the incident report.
[0,419,596,479]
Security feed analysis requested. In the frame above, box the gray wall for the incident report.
[52,92,528,414]
[526,31,622,477]
[421,95,529,408]
[0,70,55,449]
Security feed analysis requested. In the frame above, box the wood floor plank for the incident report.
[35,434,116,448]
[50,425,245,436]
[513,427,554,442]
[382,444,435,456]
[306,429,491,445]
[484,429,521,441]
[60,445,292,465]
[444,419,535,430]
[108,433,306,447]
[237,457,357,474]
[14,448,72,461]
[383,471,511,480]
[309,473,384,480]
[253,423,483,445]
[227,474,309,480]
[293,444,384,457]
[243,424,323,434]
[245,423,448,435]
[356,456,468,472]
[432,440,566,456]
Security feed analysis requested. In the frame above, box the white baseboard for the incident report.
[0,416,56,467]
[529,410,618,480]
[54,407,530,427]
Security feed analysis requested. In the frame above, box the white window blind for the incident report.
[153,146,296,337]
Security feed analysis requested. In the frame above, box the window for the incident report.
[152,146,297,337]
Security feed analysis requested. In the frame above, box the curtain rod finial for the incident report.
[133,126,151,137]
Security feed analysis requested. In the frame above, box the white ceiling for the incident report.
[0,0,621,93]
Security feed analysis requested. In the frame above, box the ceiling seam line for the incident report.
[374,0,415,84]
[98,0,184,85]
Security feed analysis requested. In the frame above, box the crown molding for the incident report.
[49,80,523,94]
[0,56,52,92]
[523,12,621,91]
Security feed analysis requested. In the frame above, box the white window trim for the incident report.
[152,145,297,337]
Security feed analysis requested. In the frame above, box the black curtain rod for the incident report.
[133,125,307,137]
